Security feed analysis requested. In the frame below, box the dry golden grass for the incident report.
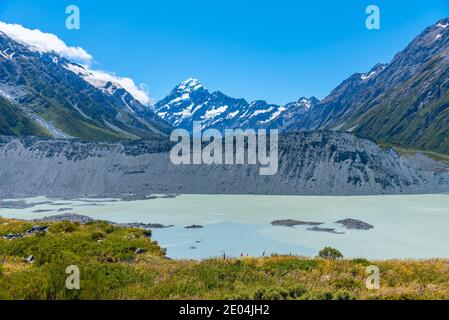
[0,217,448,300]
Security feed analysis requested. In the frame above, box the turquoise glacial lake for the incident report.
[1,194,449,260]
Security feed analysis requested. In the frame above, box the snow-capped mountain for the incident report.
[153,78,319,131]
[0,31,172,140]
[62,62,150,114]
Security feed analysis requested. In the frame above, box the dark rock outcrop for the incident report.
[336,219,374,230]
[3,225,48,240]
[185,225,204,229]
[271,219,323,227]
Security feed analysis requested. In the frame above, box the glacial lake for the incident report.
[1,194,449,260]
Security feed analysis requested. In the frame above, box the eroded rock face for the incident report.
[0,131,448,198]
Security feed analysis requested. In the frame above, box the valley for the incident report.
[0,12,449,302]
[1,131,448,198]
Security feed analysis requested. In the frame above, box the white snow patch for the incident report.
[0,49,15,60]
[261,107,286,123]
[227,110,240,119]
[299,98,312,109]
[173,103,202,119]
[361,65,386,81]
[64,63,113,89]
[0,88,13,101]
[178,78,204,92]
[170,93,191,104]
[437,22,449,29]
[435,34,442,40]
[251,107,274,118]
[63,63,151,106]
[361,70,377,80]
[204,105,228,119]
[121,93,135,113]
[347,124,359,132]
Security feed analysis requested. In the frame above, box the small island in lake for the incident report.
[271,219,324,227]
[336,219,374,230]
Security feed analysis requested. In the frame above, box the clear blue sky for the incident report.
[1,0,448,104]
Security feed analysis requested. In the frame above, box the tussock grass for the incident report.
[0,217,448,300]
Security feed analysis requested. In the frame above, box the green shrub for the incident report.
[303,291,334,300]
[252,286,307,300]
[351,258,371,266]
[49,221,79,233]
[318,247,343,260]
[253,288,286,300]
[2,217,449,300]
[91,232,106,241]
[288,286,307,299]
[335,291,356,300]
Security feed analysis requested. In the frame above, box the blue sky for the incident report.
[0,0,448,104]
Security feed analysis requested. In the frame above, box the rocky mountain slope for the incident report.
[287,18,449,154]
[154,19,449,157]
[153,78,318,131]
[0,131,447,198]
[0,95,48,136]
[0,31,172,141]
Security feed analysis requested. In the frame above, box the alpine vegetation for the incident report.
[170,122,279,176]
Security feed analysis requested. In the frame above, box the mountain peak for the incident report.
[436,18,449,29]
[411,17,449,46]
[360,63,387,81]
[176,78,204,92]
[298,97,319,108]
[284,97,319,111]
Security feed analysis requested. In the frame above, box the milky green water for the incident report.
[1,194,449,260]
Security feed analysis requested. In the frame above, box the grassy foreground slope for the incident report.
[0,217,449,300]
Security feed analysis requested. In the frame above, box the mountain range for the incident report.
[0,19,448,197]
[0,31,172,141]
[152,77,319,131]
[152,18,449,154]
[287,19,449,154]
[1,18,449,156]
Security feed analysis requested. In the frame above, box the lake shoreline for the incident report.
[2,215,449,300]
[1,194,449,260]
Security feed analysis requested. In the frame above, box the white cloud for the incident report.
[88,69,152,106]
[0,21,152,105]
[0,21,92,64]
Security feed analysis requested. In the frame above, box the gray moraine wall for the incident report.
[0,131,448,198]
